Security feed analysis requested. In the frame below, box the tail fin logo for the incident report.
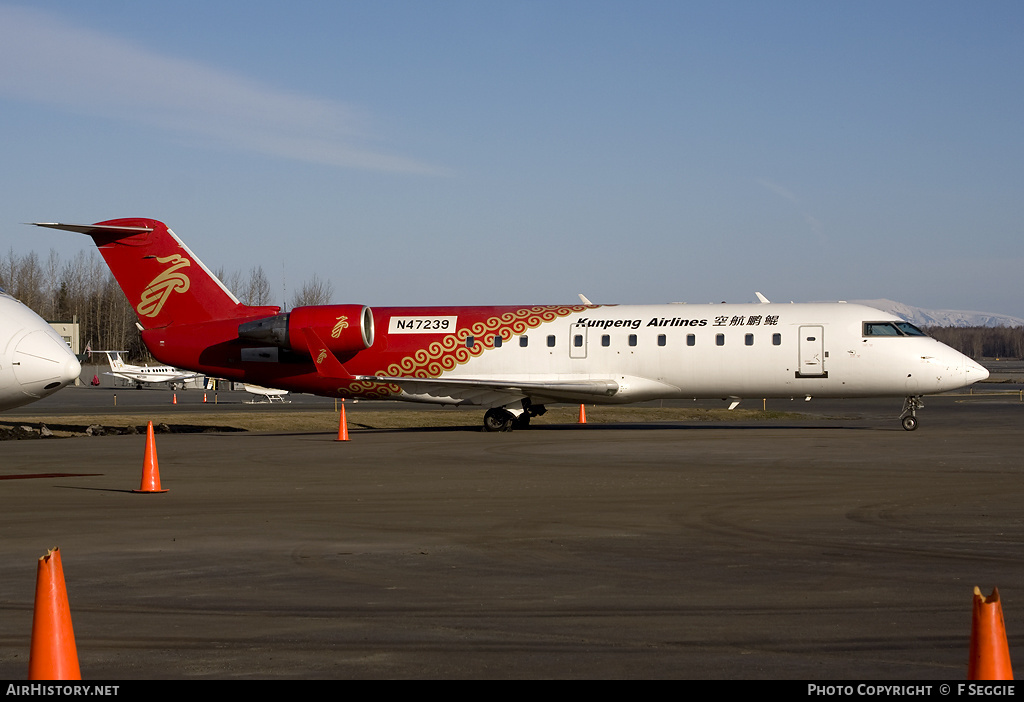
[331,316,349,339]
[137,255,192,318]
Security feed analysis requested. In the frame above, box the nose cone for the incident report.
[965,357,990,382]
[922,340,990,394]
[13,329,81,399]
[932,348,989,392]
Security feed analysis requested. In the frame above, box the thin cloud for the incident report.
[0,5,444,174]
[757,178,826,240]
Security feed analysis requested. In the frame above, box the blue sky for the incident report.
[2,1,1022,316]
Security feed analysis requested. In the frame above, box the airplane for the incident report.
[243,383,290,403]
[99,350,201,390]
[0,287,81,411]
[33,218,988,432]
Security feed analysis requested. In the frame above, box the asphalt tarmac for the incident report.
[1,388,1022,679]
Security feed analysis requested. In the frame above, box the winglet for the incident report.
[755,292,770,303]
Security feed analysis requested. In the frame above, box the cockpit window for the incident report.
[894,322,927,336]
[864,321,928,337]
[864,322,900,336]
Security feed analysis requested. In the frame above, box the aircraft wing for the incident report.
[243,383,288,396]
[169,372,204,381]
[103,371,134,381]
[354,375,620,406]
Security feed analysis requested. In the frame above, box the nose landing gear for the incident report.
[900,396,922,431]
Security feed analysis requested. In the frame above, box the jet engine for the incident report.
[238,305,374,358]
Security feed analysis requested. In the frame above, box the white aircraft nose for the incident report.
[964,357,989,382]
[13,330,81,397]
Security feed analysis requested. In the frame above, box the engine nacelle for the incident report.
[238,305,374,358]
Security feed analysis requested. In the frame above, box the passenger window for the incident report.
[628,334,637,347]
[687,334,695,346]
[520,336,528,347]
[772,333,781,346]
[573,334,583,348]
[716,333,725,346]
[466,336,474,348]
[601,335,610,347]
[657,334,666,346]
[494,335,502,348]
[745,334,754,346]
[547,335,556,348]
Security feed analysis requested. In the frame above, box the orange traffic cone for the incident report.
[969,586,1014,679]
[28,548,81,680]
[133,421,169,493]
[172,393,177,405]
[578,404,587,424]
[336,399,350,441]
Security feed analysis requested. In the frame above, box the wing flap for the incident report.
[356,374,620,404]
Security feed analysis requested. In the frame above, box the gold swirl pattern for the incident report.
[336,305,593,399]
[331,315,349,339]
[137,254,191,318]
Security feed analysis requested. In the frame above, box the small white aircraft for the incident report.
[243,384,290,403]
[100,350,201,390]
[0,288,81,410]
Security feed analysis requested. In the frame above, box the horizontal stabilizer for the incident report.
[34,217,257,328]
[31,222,154,237]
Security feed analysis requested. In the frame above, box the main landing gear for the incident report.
[900,396,922,431]
[483,402,547,432]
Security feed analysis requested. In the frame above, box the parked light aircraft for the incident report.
[243,384,290,403]
[99,350,200,389]
[0,287,81,410]
[35,219,988,431]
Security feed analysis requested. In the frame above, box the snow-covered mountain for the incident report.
[852,299,1024,328]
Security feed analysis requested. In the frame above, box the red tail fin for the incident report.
[35,218,265,328]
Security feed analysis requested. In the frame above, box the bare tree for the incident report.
[292,273,334,307]
[0,249,44,311]
[241,265,273,306]
[926,326,1024,359]
[43,249,62,320]
[214,266,244,301]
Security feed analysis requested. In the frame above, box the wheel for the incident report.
[483,408,514,432]
[901,416,918,431]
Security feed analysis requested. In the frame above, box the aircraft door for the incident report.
[569,327,588,359]
[797,325,827,377]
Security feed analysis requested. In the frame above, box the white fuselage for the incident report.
[0,291,81,410]
[104,352,197,385]
[110,367,192,383]
[401,303,987,405]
